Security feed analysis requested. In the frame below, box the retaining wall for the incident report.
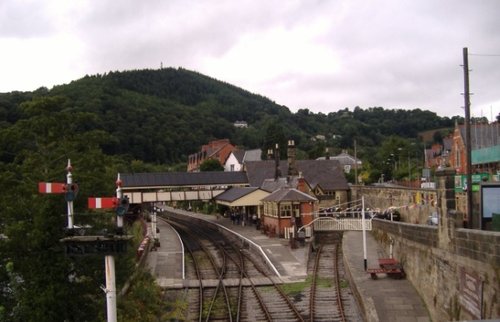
[371,215,500,321]
[351,185,438,224]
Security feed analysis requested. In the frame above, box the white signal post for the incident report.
[103,173,125,322]
[105,255,117,322]
[362,196,367,271]
[116,174,124,230]
[66,159,74,229]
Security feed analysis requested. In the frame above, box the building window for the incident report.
[280,203,292,217]
[230,164,235,172]
[265,202,278,217]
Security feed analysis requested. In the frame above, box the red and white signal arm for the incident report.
[88,197,118,209]
[38,182,66,194]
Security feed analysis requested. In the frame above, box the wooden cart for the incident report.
[367,258,406,280]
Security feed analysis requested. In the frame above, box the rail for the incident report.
[164,208,282,278]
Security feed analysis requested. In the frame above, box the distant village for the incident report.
[189,120,500,180]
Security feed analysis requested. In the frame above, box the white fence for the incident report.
[313,218,372,231]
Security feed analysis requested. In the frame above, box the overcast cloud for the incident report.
[1,0,499,120]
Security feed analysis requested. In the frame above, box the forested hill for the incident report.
[0,67,457,167]
[0,67,463,320]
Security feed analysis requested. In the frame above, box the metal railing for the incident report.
[314,217,372,231]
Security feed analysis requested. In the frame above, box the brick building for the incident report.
[187,139,236,172]
[450,122,500,175]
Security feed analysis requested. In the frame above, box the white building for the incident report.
[224,149,262,172]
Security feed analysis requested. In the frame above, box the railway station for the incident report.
[123,141,499,321]
[145,206,430,321]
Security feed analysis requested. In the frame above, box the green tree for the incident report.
[199,158,224,171]
[0,96,131,320]
[261,121,287,160]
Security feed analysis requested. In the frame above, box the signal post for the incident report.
[40,162,131,322]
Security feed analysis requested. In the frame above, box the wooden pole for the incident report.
[362,196,367,270]
[463,47,474,228]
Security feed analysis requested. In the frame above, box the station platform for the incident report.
[146,207,430,322]
[145,217,184,288]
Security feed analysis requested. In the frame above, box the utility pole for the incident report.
[463,47,474,229]
[362,196,367,271]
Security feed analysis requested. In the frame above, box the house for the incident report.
[217,140,348,237]
[187,139,236,172]
[245,142,350,208]
[317,150,362,174]
[224,149,262,172]
[234,121,248,128]
[214,187,270,222]
[450,122,500,175]
[260,184,318,238]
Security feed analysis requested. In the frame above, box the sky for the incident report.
[1,0,499,121]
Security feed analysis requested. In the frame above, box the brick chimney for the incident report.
[267,148,274,160]
[274,144,281,180]
[297,172,306,193]
[287,140,298,176]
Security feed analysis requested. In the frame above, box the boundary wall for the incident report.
[368,168,499,321]
[351,185,438,224]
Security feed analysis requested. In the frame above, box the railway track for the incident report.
[158,213,362,321]
[168,219,233,321]
[309,244,346,322]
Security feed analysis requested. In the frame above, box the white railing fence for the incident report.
[313,218,372,231]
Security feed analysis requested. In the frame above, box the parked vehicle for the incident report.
[373,209,401,221]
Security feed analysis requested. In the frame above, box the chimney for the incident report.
[325,147,330,160]
[274,144,281,180]
[287,140,298,176]
[297,172,306,193]
[267,148,274,160]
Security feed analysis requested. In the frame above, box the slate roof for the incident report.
[243,149,262,162]
[317,152,362,166]
[260,177,290,192]
[459,123,500,149]
[214,187,260,202]
[233,150,246,163]
[245,159,349,191]
[261,187,317,202]
[121,171,249,188]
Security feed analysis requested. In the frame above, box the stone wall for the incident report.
[368,169,500,321]
[371,218,499,321]
[351,185,438,224]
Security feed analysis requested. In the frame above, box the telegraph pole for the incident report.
[463,47,474,229]
[362,196,367,271]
